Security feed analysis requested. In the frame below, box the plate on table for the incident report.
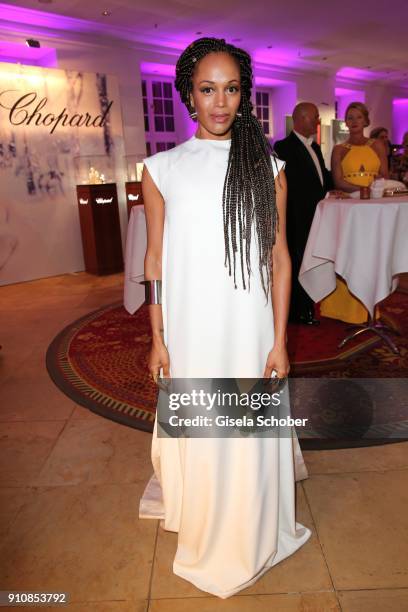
[383,188,408,197]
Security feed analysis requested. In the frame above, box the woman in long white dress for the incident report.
[140,37,311,598]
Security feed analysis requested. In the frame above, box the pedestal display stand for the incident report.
[125,181,144,217]
[76,183,124,275]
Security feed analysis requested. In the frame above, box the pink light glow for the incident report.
[336,67,382,81]
[253,49,298,69]
[0,41,57,68]
[392,99,408,144]
[255,76,291,88]
[335,87,363,96]
[140,62,176,77]
[335,87,365,120]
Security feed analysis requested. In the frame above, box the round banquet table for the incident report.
[299,196,408,319]
[124,205,146,314]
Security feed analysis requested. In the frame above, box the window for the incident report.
[152,81,175,132]
[142,80,149,133]
[255,91,271,135]
[156,142,176,152]
[142,77,177,154]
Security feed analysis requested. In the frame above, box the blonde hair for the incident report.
[345,102,370,127]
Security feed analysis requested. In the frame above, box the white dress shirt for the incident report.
[293,130,324,186]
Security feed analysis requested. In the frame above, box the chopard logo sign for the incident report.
[96,197,113,204]
[0,90,113,134]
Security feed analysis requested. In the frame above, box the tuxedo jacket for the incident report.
[274,131,333,255]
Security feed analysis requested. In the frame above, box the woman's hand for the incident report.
[263,344,290,379]
[148,339,170,382]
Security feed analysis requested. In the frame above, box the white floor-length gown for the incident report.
[140,135,311,598]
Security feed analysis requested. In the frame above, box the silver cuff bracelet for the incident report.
[140,280,162,305]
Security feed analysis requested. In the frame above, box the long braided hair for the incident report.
[175,37,279,301]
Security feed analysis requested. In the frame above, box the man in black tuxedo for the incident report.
[274,102,333,325]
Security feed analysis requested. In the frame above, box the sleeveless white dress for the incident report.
[140,135,311,598]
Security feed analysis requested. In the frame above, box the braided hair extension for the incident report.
[175,37,279,301]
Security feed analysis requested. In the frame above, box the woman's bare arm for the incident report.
[142,166,170,379]
[263,169,291,379]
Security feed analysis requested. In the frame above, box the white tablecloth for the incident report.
[299,197,408,317]
[124,205,146,314]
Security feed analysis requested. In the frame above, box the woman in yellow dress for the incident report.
[320,102,389,324]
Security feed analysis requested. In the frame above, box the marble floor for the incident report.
[1,272,407,612]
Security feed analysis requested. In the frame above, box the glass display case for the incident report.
[74,155,115,185]
[125,154,145,182]
[332,119,349,146]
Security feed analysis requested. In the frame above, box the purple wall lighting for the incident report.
[335,86,365,120]
[139,62,176,78]
[335,87,365,97]
[255,76,290,88]
[0,41,57,68]
[392,99,408,145]
[253,46,310,70]
[336,67,381,81]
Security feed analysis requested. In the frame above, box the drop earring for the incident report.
[189,110,197,119]
[236,112,242,118]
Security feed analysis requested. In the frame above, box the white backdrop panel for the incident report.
[0,62,125,285]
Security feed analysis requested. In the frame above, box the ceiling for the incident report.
[1,0,408,85]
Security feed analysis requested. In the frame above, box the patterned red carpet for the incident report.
[288,294,407,376]
[46,291,408,447]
